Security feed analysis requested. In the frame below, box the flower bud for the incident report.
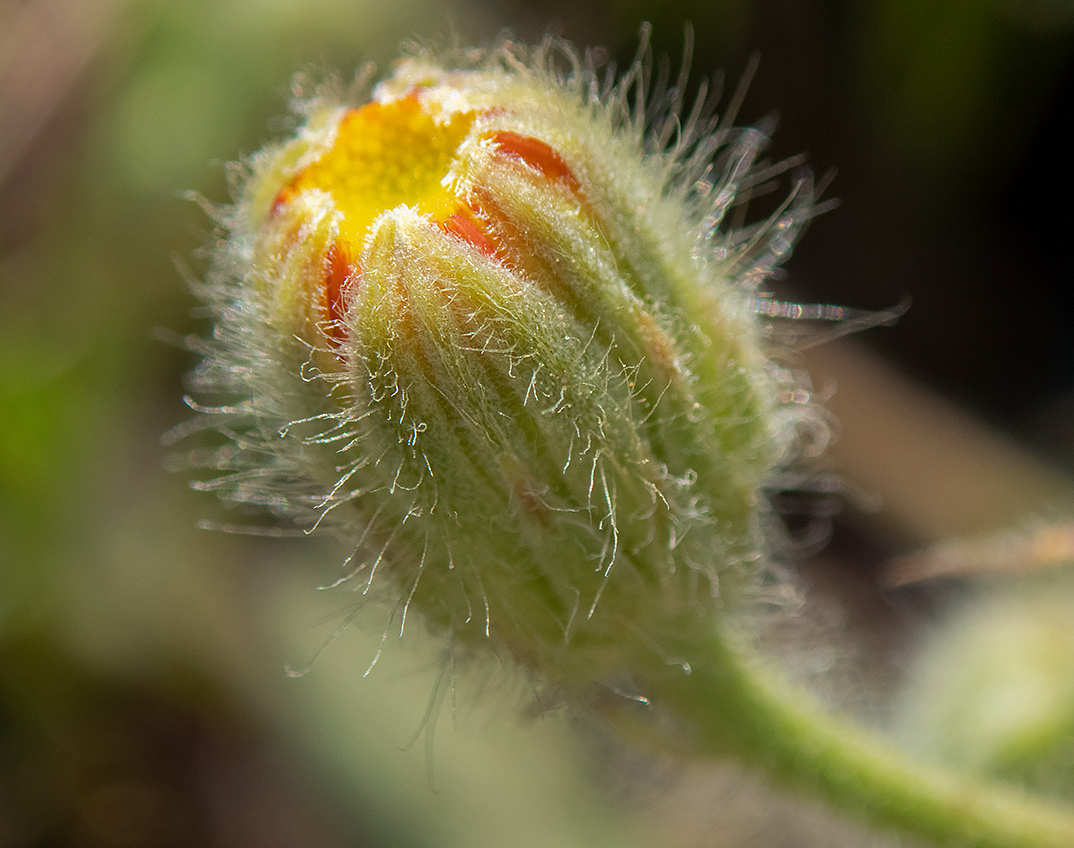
[897,579,1074,797]
[190,39,814,686]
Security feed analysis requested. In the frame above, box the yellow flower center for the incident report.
[285,94,475,250]
[267,91,586,342]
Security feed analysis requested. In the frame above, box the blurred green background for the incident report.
[2,0,1073,845]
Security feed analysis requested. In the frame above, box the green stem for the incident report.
[628,626,1074,848]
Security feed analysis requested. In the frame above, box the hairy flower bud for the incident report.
[898,579,1074,796]
[187,37,814,686]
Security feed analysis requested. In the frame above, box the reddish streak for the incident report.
[440,206,498,258]
[323,241,358,343]
[488,131,581,193]
[270,184,296,216]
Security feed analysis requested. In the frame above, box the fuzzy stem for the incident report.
[629,626,1074,848]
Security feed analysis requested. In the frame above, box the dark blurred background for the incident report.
[2,1,1073,845]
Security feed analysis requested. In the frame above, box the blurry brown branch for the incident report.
[803,339,1074,583]
[0,0,130,189]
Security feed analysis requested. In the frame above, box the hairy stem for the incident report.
[628,626,1074,848]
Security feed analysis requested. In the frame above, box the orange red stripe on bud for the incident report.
[438,202,499,258]
[486,131,582,195]
[322,241,357,343]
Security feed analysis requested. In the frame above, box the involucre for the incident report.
[187,35,814,687]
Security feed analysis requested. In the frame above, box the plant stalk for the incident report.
[627,626,1074,848]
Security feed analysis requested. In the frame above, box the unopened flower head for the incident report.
[188,36,816,686]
